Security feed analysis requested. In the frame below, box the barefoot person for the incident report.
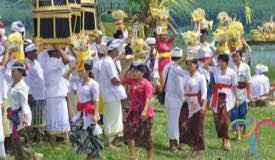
[121,62,154,160]
[231,49,252,142]
[7,62,43,160]
[43,46,71,148]
[99,39,127,149]
[205,53,239,151]
[64,57,104,160]
[24,43,46,142]
[173,55,208,152]
[162,48,185,151]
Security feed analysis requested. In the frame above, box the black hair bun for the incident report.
[125,43,133,55]
[113,29,123,39]
[22,70,27,77]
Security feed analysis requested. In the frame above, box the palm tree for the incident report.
[129,0,253,23]
[128,0,194,36]
[128,0,193,21]
[245,0,253,24]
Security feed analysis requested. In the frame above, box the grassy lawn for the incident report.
[5,103,275,160]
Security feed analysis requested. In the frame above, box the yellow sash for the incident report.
[13,51,25,61]
[159,51,171,58]
[98,95,104,113]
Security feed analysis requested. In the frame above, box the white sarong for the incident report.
[103,101,123,143]
[165,96,183,140]
[46,97,70,134]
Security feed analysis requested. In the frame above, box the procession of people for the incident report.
[0,7,272,160]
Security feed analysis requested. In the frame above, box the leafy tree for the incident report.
[1,0,275,36]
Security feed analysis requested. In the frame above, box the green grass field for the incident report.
[5,102,275,160]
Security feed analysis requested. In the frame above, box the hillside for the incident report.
[1,0,275,34]
[100,0,275,30]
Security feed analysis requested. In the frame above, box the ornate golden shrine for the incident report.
[80,0,97,35]
[32,0,97,47]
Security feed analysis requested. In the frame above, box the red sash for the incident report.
[211,83,231,109]
[185,92,201,97]
[238,82,251,98]
[184,92,206,118]
[184,92,202,105]
[198,57,210,63]
[7,109,20,140]
[77,100,95,115]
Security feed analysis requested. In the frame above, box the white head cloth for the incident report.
[106,39,122,51]
[255,64,263,75]
[25,43,37,53]
[11,21,25,33]
[145,37,156,45]
[171,47,183,58]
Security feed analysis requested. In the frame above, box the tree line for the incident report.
[1,0,275,35]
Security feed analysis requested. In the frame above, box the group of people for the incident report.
[0,9,272,160]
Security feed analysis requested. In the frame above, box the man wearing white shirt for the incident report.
[250,65,265,98]
[24,43,46,142]
[163,48,186,151]
[99,39,127,149]
[42,46,71,148]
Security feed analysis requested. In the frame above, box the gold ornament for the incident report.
[191,8,205,22]
[181,31,199,46]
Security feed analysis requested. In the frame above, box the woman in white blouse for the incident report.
[64,52,103,160]
[172,56,208,152]
[204,53,239,151]
[7,62,43,160]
